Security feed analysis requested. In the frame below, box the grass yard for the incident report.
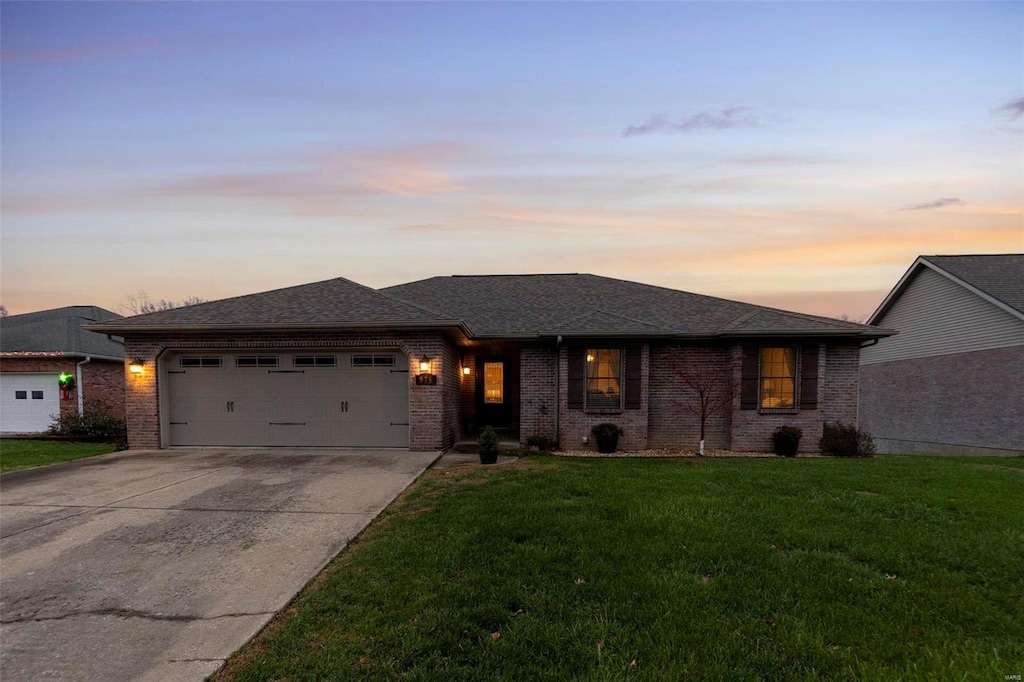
[0,439,119,472]
[218,456,1024,681]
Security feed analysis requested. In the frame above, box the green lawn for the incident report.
[0,440,119,472]
[218,456,1024,681]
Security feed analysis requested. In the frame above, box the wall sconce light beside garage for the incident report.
[463,366,471,375]
[129,359,145,375]
[415,355,437,385]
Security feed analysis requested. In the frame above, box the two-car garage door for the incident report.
[164,350,409,447]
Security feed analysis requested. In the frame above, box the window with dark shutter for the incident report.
[799,344,819,409]
[567,347,585,409]
[624,345,641,409]
[740,344,759,410]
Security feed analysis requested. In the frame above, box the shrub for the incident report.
[477,426,500,464]
[524,434,559,452]
[47,399,127,445]
[820,421,876,457]
[772,425,803,457]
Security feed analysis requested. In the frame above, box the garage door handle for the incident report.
[341,401,349,412]
[391,422,409,426]
[226,401,235,412]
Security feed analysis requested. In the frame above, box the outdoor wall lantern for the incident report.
[463,366,471,375]
[415,355,437,385]
[129,359,145,375]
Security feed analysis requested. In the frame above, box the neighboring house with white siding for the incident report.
[860,255,1024,456]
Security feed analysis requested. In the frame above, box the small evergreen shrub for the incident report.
[820,421,876,457]
[47,399,127,445]
[772,425,803,457]
[477,426,500,464]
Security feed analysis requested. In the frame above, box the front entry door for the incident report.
[476,356,515,432]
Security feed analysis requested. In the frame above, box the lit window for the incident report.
[587,348,622,410]
[484,362,503,404]
[760,347,796,409]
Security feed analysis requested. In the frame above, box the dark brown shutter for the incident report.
[567,346,586,410]
[740,344,759,410]
[624,345,642,409]
[799,344,819,410]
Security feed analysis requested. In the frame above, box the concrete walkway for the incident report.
[0,448,439,682]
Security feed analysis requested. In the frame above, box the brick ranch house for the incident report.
[1,306,126,433]
[87,274,891,452]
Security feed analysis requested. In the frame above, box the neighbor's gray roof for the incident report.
[924,255,1024,314]
[383,274,886,338]
[87,277,462,333]
[1,306,125,359]
[869,254,1024,324]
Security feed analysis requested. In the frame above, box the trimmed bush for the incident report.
[772,425,803,457]
[820,421,876,457]
[47,399,127,446]
[477,426,500,464]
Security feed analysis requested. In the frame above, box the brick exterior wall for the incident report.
[123,331,459,451]
[0,356,125,420]
[859,346,1024,454]
[520,346,557,442]
[648,345,733,450]
[557,343,650,451]
[729,342,860,452]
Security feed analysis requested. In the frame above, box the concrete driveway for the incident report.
[0,448,439,681]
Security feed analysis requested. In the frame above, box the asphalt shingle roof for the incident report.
[382,274,880,338]
[1,306,125,358]
[924,255,1024,314]
[89,273,885,339]
[91,277,452,330]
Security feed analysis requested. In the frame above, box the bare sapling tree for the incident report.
[667,346,737,456]
[120,291,206,316]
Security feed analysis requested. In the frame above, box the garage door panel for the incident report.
[165,351,409,447]
[0,374,62,433]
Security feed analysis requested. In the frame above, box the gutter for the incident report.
[75,356,90,416]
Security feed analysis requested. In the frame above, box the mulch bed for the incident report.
[554,448,822,458]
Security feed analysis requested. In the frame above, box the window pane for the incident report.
[586,348,622,409]
[15,391,27,400]
[760,347,796,409]
[31,391,44,399]
[484,362,503,404]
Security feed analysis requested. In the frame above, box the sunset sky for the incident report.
[2,2,1021,319]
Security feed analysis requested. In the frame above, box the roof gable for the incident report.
[870,254,1024,325]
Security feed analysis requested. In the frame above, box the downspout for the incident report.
[554,336,562,445]
[76,356,91,416]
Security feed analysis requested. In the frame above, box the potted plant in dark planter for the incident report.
[478,426,500,464]
[772,425,803,457]
[591,423,624,454]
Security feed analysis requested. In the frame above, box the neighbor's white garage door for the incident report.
[164,350,409,447]
[0,373,61,433]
